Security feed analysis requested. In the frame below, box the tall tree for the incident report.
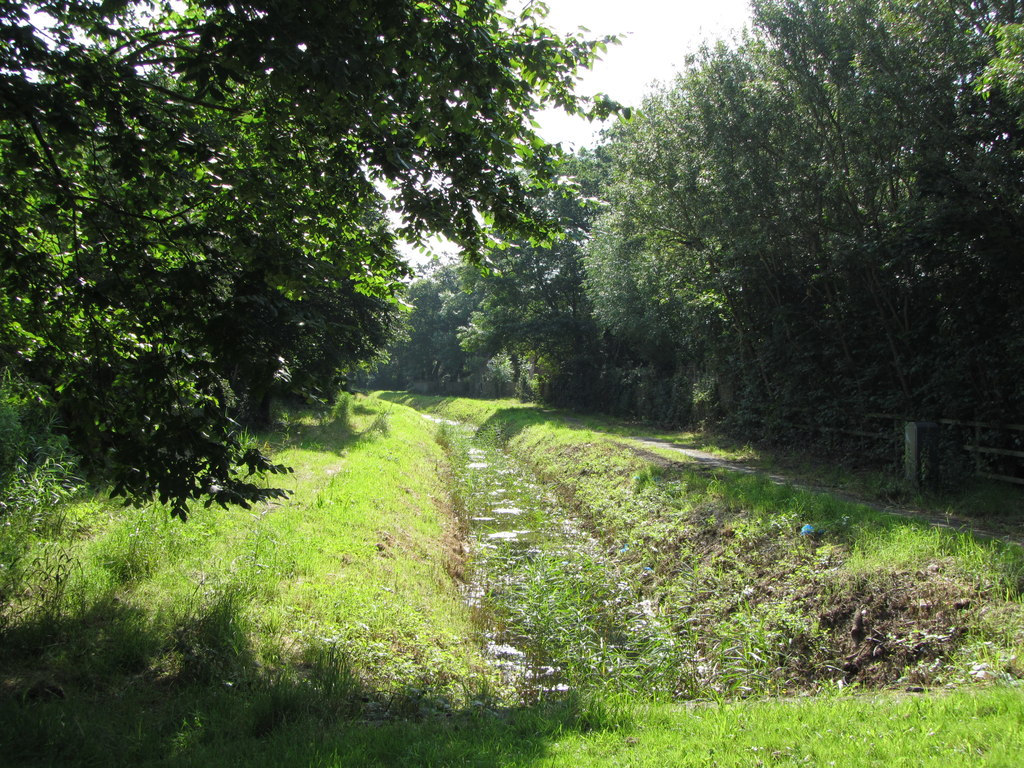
[374,263,486,392]
[585,0,1024,430]
[0,0,617,517]
[460,167,600,401]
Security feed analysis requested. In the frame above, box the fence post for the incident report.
[974,423,982,474]
[905,421,939,490]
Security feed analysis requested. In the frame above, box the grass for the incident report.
[385,391,1024,526]
[22,683,1015,766]
[374,392,1024,696]
[439,420,682,701]
[2,391,1022,765]
[541,687,1024,768]
[0,395,500,765]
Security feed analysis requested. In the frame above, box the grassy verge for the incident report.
[0,396,499,765]
[376,391,1024,525]
[17,685,1005,767]
[576,406,1024,526]
[302,686,1024,767]
[3,392,1022,765]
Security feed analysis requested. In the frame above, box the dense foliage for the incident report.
[380,0,1024,466]
[589,0,1024,430]
[375,171,602,402]
[0,0,616,516]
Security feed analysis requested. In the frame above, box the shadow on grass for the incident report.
[1,630,613,767]
[0,578,606,766]
[376,391,553,444]
[266,402,395,456]
[375,391,460,413]
[0,586,274,765]
[0,401,606,767]
[1,695,617,768]
[1,595,165,687]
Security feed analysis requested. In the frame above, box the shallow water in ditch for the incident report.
[424,415,680,700]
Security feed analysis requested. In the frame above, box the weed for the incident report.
[302,639,359,700]
[95,517,165,585]
[362,408,392,437]
[27,541,76,622]
[327,390,355,427]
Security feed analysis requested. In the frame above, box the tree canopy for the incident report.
[378,0,1024,471]
[585,0,1024,430]
[0,0,617,517]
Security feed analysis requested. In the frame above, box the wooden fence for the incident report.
[926,417,1024,487]
[778,412,1024,487]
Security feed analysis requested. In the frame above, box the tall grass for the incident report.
[0,380,83,636]
[0,397,500,765]
[378,392,1024,697]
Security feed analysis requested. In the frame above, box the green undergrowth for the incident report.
[4,391,1022,765]
[375,392,1024,699]
[0,395,501,765]
[607,416,1024,526]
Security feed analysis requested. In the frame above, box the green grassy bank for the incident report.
[2,393,1022,765]
[0,397,498,764]
[376,394,1024,694]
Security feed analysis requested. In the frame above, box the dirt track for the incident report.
[622,435,1024,549]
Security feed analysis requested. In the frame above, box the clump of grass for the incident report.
[483,544,681,698]
[0,382,85,633]
[362,408,391,437]
[328,390,355,427]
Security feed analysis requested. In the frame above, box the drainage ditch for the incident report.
[427,415,682,702]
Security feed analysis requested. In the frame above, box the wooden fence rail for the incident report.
[869,414,1024,487]
[780,412,1024,488]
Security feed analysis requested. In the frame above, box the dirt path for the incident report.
[621,435,1024,549]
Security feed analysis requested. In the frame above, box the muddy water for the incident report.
[426,415,679,700]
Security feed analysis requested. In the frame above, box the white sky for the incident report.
[403,0,753,267]
[533,0,753,149]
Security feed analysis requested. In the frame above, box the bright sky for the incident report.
[533,0,753,148]
[404,0,753,267]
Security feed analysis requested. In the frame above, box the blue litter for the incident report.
[643,566,654,572]
[800,524,816,536]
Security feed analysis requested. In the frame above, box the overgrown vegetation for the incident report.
[380,393,1024,700]
[441,420,684,701]
[1,393,1022,764]
[0,396,504,764]
[373,0,1024,482]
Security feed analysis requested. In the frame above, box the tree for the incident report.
[459,163,601,401]
[585,0,1024,431]
[0,0,618,517]
[373,263,485,393]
